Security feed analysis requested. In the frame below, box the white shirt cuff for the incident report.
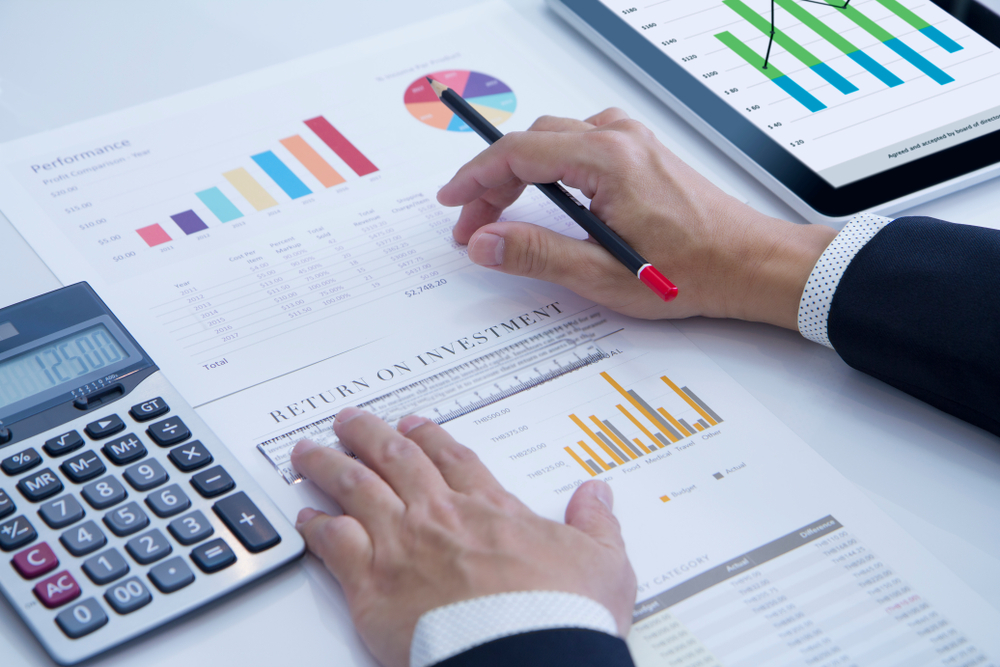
[409,591,619,667]
[798,213,894,348]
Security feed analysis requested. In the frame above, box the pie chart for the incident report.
[404,70,517,132]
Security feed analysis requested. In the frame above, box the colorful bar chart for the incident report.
[196,187,243,222]
[774,0,904,88]
[133,114,378,248]
[251,150,312,199]
[564,371,725,477]
[305,116,379,177]
[874,0,963,52]
[715,31,827,112]
[723,0,858,95]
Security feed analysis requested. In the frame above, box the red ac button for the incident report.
[12,541,59,579]
[33,570,80,609]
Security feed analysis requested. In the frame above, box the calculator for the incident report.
[0,283,304,665]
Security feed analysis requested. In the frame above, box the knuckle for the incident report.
[528,114,559,130]
[436,442,480,468]
[508,224,551,278]
[340,464,381,493]
[376,433,419,466]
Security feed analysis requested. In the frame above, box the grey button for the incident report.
[55,598,108,638]
[144,484,190,518]
[190,465,234,498]
[103,501,149,537]
[38,494,85,529]
[148,556,194,593]
[123,458,168,491]
[125,528,172,565]
[0,514,36,552]
[191,538,236,574]
[104,576,152,614]
[167,510,213,545]
[60,520,107,556]
[81,475,127,510]
[82,547,130,585]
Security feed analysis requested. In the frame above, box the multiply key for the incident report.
[17,467,63,502]
[168,440,212,472]
[102,433,147,466]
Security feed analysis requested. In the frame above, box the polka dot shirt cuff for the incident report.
[410,591,619,667]
[798,213,893,348]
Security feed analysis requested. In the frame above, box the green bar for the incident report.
[715,31,784,79]
[724,0,821,67]
[774,0,859,54]
[875,0,931,30]
[826,0,895,42]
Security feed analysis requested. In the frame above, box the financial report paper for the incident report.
[0,3,996,665]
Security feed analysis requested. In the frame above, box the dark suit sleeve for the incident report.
[828,216,1000,436]
[433,629,634,667]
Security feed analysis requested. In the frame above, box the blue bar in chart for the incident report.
[920,26,963,53]
[847,51,904,87]
[196,186,243,222]
[251,150,312,199]
[883,38,954,84]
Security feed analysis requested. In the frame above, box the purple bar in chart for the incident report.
[170,210,208,235]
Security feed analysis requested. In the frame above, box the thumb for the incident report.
[467,220,631,298]
[564,480,625,548]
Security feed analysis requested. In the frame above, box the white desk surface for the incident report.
[1,2,998,665]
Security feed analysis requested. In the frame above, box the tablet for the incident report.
[548,0,1000,223]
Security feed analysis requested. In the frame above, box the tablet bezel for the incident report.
[551,0,1000,219]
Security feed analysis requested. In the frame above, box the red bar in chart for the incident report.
[136,223,172,247]
[304,116,378,177]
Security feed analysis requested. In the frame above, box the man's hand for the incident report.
[438,108,838,330]
[291,407,637,667]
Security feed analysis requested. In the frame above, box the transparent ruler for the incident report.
[257,317,610,483]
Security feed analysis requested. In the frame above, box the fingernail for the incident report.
[335,406,364,424]
[291,439,320,460]
[398,414,432,435]
[595,482,614,511]
[296,507,321,530]
[468,232,504,267]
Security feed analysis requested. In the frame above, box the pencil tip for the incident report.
[425,76,433,84]
[426,78,448,97]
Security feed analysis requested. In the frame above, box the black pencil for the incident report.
[427,77,677,302]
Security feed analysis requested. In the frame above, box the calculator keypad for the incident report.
[0,374,301,662]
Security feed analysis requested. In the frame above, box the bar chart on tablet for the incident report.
[602,0,1000,185]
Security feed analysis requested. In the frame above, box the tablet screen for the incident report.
[598,0,1000,187]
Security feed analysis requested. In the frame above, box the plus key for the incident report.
[213,492,280,553]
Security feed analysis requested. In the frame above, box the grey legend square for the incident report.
[713,472,724,480]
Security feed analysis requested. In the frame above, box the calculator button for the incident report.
[43,430,84,457]
[12,541,59,579]
[82,547,130,585]
[0,515,37,551]
[125,528,172,565]
[213,492,280,553]
[103,501,150,537]
[39,494,85,529]
[145,484,191,518]
[147,417,191,447]
[105,576,153,614]
[0,427,10,445]
[34,570,81,608]
[168,510,214,546]
[148,556,194,593]
[123,458,168,491]
[55,598,108,638]
[60,520,107,556]
[85,414,126,440]
[168,440,213,472]
[102,433,147,466]
[190,537,236,573]
[60,450,106,484]
[2,448,41,476]
[17,468,63,502]
[81,475,127,509]
[190,466,235,498]
[0,488,14,518]
[130,397,169,422]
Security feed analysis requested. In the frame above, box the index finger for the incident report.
[436,130,607,207]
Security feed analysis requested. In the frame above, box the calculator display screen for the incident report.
[0,324,127,410]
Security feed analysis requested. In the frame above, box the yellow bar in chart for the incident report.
[570,414,626,465]
[661,375,718,426]
[565,447,597,477]
[617,405,662,447]
[590,415,638,460]
[658,408,692,437]
[600,372,678,443]
[223,167,278,211]
[634,438,650,454]
[577,440,611,471]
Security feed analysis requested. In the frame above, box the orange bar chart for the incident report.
[280,135,345,188]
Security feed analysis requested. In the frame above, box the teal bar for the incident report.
[251,150,312,199]
[196,187,243,223]
[810,63,859,94]
[847,51,904,87]
[920,26,962,53]
[773,75,827,112]
[884,38,954,84]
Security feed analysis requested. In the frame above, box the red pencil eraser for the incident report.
[638,265,678,302]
